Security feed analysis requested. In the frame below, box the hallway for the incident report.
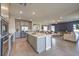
[11,37,79,56]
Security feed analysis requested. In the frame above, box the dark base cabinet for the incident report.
[15,32,21,38]
[15,31,26,38]
[21,31,26,38]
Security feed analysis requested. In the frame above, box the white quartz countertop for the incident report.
[28,32,52,38]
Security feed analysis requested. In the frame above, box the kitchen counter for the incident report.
[28,32,53,38]
[27,32,52,53]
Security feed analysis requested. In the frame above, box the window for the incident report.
[51,26,55,32]
[73,24,79,32]
[33,24,40,31]
[21,26,28,32]
[43,26,48,31]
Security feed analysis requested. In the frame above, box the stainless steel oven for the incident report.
[0,16,9,56]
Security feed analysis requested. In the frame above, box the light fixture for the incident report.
[59,16,63,19]
[30,19,32,21]
[20,11,23,14]
[32,11,36,15]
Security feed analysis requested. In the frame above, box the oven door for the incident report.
[3,36,9,56]
[1,35,9,56]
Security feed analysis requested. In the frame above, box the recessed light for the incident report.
[30,19,32,20]
[20,11,23,14]
[59,16,63,19]
[32,11,35,15]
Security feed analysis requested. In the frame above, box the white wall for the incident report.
[9,17,15,34]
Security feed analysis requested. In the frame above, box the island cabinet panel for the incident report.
[37,37,46,53]
[27,33,52,53]
[28,35,37,51]
[46,35,52,51]
[27,34,46,53]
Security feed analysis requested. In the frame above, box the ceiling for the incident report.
[9,3,79,22]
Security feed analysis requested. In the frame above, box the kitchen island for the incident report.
[27,32,52,53]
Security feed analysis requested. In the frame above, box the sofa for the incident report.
[63,32,77,42]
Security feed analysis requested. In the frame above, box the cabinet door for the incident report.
[37,37,46,53]
[46,35,52,50]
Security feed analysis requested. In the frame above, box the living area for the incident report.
[0,3,79,56]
